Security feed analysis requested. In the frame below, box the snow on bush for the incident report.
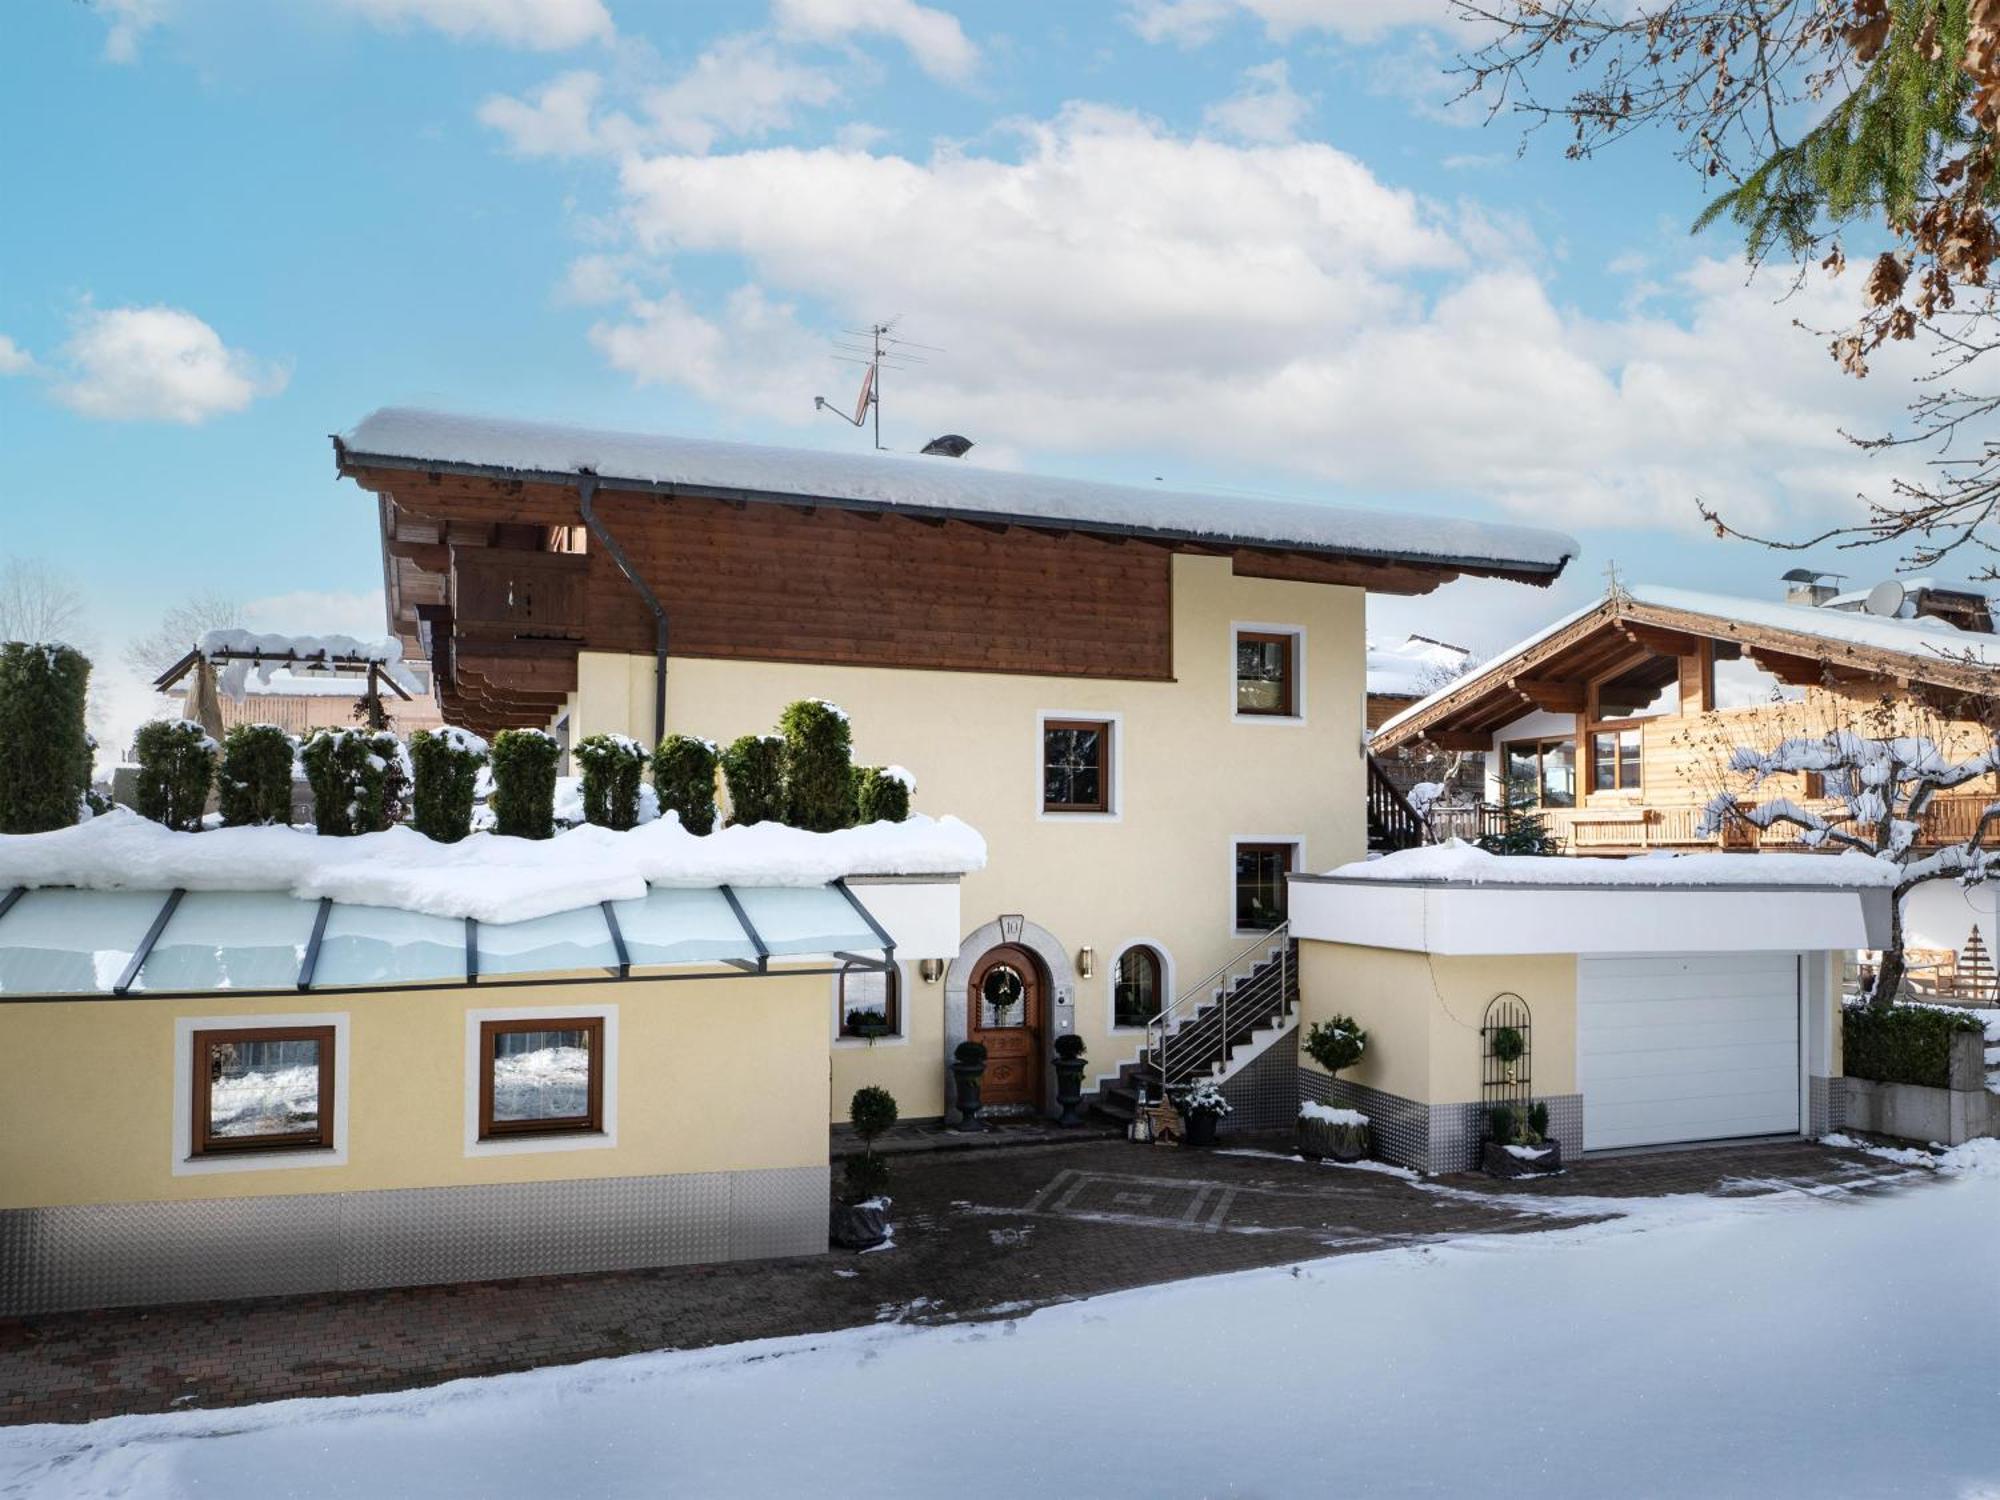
[652,735,720,837]
[721,734,786,827]
[489,728,559,841]
[574,733,647,831]
[1175,1079,1232,1117]
[300,726,409,837]
[781,699,853,833]
[409,727,488,844]
[855,765,912,824]
[133,719,217,833]
[218,724,296,828]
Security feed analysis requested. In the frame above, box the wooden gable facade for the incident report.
[1374,591,1999,855]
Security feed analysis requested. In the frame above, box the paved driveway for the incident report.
[0,1135,1918,1425]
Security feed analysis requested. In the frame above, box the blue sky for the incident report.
[0,0,1924,741]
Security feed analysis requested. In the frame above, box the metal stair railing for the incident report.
[1142,922,1291,1101]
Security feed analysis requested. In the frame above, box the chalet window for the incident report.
[1235,631,1297,717]
[1043,720,1112,813]
[192,1026,334,1156]
[1590,729,1642,792]
[838,963,900,1039]
[479,1018,604,1139]
[1503,738,1576,809]
[1235,843,1295,931]
[1113,945,1165,1028]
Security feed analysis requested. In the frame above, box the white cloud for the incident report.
[0,335,34,376]
[1126,0,1454,46]
[1203,60,1310,144]
[53,305,287,424]
[480,38,841,158]
[97,0,168,63]
[337,0,612,51]
[242,589,391,639]
[772,0,978,82]
[575,104,1915,538]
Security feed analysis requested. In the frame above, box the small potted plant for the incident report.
[951,1040,988,1131]
[831,1086,899,1249]
[1051,1033,1088,1126]
[1481,1100,1562,1178]
[1298,1014,1371,1161]
[846,1007,891,1043]
[1172,1078,1232,1147]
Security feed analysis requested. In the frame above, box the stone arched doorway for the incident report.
[945,915,1076,1122]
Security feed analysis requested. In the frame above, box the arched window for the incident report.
[1113,945,1164,1028]
[838,962,900,1039]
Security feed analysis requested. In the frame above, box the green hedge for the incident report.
[409,727,488,843]
[575,733,647,830]
[301,727,409,836]
[218,724,297,827]
[0,642,92,833]
[721,734,786,826]
[855,765,912,823]
[653,734,719,835]
[489,729,559,840]
[781,698,852,832]
[133,720,217,832]
[1844,1003,1982,1090]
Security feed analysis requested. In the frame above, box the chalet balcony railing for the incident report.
[449,547,589,645]
[1526,791,1998,854]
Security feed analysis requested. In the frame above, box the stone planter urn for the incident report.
[951,1041,988,1132]
[1481,1139,1563,1178]
[1297,1105,1371,1163]
[1052,1035,1088,1126]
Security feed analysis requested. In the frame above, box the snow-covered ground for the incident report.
[5,1147,1997,1499]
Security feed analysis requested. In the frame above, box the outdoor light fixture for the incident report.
[1077,946,1095,980]
[919,958,944,984]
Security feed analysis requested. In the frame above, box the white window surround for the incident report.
[1231,835,1305,937]
[1105,938,1176,1035]
[1036,710,1124,822]
[172,1011,350,1177]
[1230,620,1307,725]
[831,960,911,1049]
[463,1003,619,1158]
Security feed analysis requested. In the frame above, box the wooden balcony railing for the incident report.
[1529,791,1997,854]
[450,547,589,644]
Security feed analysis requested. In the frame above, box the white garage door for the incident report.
[1578,953,1801,1151]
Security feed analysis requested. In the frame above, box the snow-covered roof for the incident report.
[339,408,1579,580]
[196,630,422,699]
[0,807,986,925]
[1319,839,1903,890]
[1366,635,1472,698]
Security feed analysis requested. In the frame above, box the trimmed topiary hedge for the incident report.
[575,733,648,830]
[1843,1003,1983,1090]
[408,726,488,843]
[781,698,852,832]
[721,733,786,826]
[653,734,720,835]
[218,724,297,827]
[855,764,913,824]
[301,727,409,836]
[133,719,217,832]
[489,728,559,840]
[0,642,93,833]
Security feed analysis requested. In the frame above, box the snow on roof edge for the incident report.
[339,407,1580,578]
[1319,838,1903,890]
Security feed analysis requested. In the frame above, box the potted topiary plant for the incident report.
[1481,1099,1561,1178]
[1299,1014,1371,1162]
[950,1040,988,1131]
[831,1085,899,1250]
[1051,1033,1088,1126]
[1172,1078,1232,1148]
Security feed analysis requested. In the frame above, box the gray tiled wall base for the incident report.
[0,1164,829,1317]
[1808,1075,1846,1137]
[1215,1032,1301,1135]
[1296,1069,1583,1175]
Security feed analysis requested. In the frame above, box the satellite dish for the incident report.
[1865,580,1907,617]
[920,434,973,458]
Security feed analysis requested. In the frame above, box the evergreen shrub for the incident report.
[217,723,295,827]
[301,726,409,836]
[1844,1003,1981,1089]
[134,719,217,832]
[489,728,559,840]
[0,642,92,833]
[575,733,647,830]
[721,733,786,826]
[855,765,913,824]
[781,698,852,832]
[652,734,720,835]
[408,726,488,843]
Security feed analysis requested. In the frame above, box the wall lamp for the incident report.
[1077,946,1095,980]
[919,958,945,985]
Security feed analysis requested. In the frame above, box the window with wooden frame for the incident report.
[1043,719,1112,813]
[192,1025,335,1156]
[1589,728,1643,792]
[1235,631,1297,717]
[1234,842,1296,931]
[1112,945,1165,1028]
[1502,738,1576,809]
[478,1017,605,1140]
[838,962,900,1039]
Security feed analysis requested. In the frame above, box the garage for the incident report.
[1578,953,1802,1151]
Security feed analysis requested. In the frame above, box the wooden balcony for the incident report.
[1526,791,1997,855]
[449,546,589,645]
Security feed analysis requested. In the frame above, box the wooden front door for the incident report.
[969,946,1043,1110]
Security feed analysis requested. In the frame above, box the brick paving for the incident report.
[0,1134,1924,1427]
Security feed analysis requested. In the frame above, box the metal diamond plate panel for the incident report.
[729,1165,829,1260]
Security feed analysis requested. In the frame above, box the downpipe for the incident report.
[576,472,669,746]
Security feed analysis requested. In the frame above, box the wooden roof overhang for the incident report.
[1374,595,2000,754]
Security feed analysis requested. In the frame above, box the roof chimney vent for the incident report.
[1781,567,1843,608]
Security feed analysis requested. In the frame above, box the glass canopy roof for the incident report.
[0,881,891,999]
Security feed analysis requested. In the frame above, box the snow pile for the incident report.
[1407,782,1444,818]
[196,630,422,700]
[1326,838,1904,888]
[343,408,1580,573]
[0,807,987,924]
[547,775,660,829]
[1299,1103,1368,1127]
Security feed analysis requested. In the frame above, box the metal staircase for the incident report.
[1091,925,1298,1127]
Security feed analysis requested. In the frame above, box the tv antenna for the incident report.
[813,318,941,450]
